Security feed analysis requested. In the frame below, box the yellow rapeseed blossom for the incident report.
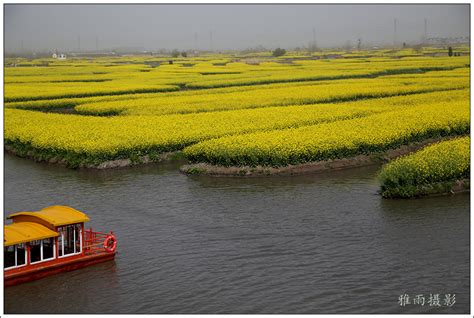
[183,100,469,167]
[4,52,471,172]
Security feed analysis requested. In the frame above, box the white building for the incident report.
[52,53,67,60]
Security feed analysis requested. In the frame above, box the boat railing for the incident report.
[83,228,114,255]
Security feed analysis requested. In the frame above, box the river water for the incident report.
[4,154,470,314]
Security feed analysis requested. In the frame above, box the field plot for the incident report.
[4,48,470,197]
[183,99,469,167]
[379,137,470,198]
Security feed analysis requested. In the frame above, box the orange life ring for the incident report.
[103,234,117,253]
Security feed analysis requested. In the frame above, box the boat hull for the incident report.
[5,252,116,287]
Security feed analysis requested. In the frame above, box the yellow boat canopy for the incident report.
[5,222,58,246]
[7,206,90,228]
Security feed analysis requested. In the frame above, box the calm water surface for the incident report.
[4,154,470,314]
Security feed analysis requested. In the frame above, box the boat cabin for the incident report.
[4,206,116,286]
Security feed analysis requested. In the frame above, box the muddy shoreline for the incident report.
[4,136,461,172]
[4,144,182,169]
[382,178,470,199]
[180,137,457,177]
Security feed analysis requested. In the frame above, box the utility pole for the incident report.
[393,18,397,47]
[78,36,81,51]
[311,27,317,52]
[424,18,428,43]
[209,31,213,51]
[194,32,198,51]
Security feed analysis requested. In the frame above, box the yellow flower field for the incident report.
[183,100,469,166]
[74,72,469,116]
[4,49,471,182]
[7,89,467,167]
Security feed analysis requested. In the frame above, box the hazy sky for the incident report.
[5,4,470,52]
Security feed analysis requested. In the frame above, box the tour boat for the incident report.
[4,205,117,287]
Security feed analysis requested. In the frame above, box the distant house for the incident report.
[52,53,67,60]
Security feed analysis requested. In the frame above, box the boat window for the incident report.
[42,238,55,260]
[30,240,42,263]
[58,227,64,256]
[75,224,82,254]
[58,224,82,257]
[4,246,15,268]
[16,243,26,266]
[64,225,75,255]
[4,244,27,269]
[30,239,56,264]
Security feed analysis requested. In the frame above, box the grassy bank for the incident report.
[180,137,454,176]
[379,137,470,198]
[4,142,184,169]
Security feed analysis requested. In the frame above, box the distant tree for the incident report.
[171,49,180,58]
[272,48,286,57]
[181,51,187,57]
[357,38,362,51]
[448,46,453,57]
[242,45,268,54]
